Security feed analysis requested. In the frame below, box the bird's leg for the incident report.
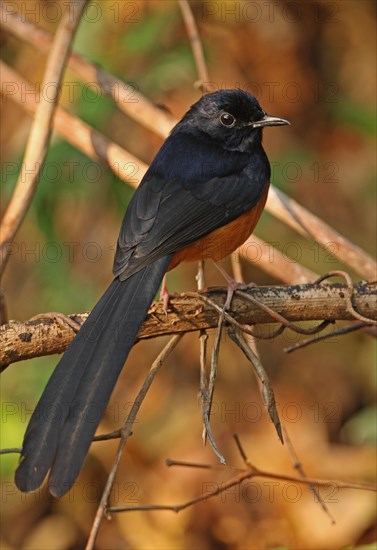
[160,274,170,316]
[213,261,256,310]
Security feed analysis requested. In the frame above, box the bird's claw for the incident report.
[224,280,256,310]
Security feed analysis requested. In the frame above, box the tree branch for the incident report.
[0,61,149,183]
[240,235,318,284]
[0,0,88,274]
[0,2,175,137]
[178,0,209,88]
[109,458,376,515]
[1,282,375,370]
[267,187,376,281]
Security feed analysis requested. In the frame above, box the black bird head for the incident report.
[179,89,289,153]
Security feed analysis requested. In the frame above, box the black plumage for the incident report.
[15,89,288,496]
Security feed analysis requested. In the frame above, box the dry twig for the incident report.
[200,315,226,463]
[179,0,223,457]
[283,427,335,524]
[0,0,88,274]
[178,0,209,89]
[86,334,182,550]
[107,438,376,514]
[228,328,283,443]
[285,321,370,353]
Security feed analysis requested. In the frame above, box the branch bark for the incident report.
[1,283,375,370]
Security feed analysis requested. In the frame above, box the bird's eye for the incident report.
[220,112,236,127]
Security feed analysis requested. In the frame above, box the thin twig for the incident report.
[233,433,252,467]
[166,458,239,471]
[228,327,283,444]
[180,0,219,454]
[230,250,261,357]
[185,291,272,338]
[230,252,258,350]
[285,321,369,353]
[0,447,22,455]
[208,315,223,423]
[0,431,126,454]
[201,399,226,464]
[197,262,209,445]
[315,271,377,325]
[166,458,377,493]
[199,329,208,440]
[200,316,226,464]
[235,289,332,335]
[197,271,225,461]
[86,335,182,550]
[197,265,233,461]
[92,429,123,442]
[178,0,209,89]
[0,0,88,275]
[283,427,335,524]
[108,460,376,514]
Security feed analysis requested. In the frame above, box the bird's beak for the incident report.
[250,115,290,129]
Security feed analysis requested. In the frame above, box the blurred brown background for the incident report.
[1,1,376,548]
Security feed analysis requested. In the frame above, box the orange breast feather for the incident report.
[169,184,269,270]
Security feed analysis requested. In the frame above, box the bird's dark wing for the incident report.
[114,149,269,279]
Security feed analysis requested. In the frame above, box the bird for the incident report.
[14,89,289,497]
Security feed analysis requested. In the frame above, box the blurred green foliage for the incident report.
[333,98,377,135]
[122,6,180,54]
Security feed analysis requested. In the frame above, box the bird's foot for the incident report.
[213,261,256,310]
[160,275,170,316]
[224,279,256,310]
[160,276,179,316]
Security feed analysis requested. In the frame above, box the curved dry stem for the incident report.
[178,0,209,89]
[0,0,88,275]
[86,334,182,550]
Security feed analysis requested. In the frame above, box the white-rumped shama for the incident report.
[15,89,289,496]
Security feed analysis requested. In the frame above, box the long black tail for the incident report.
[15,255,171,497]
